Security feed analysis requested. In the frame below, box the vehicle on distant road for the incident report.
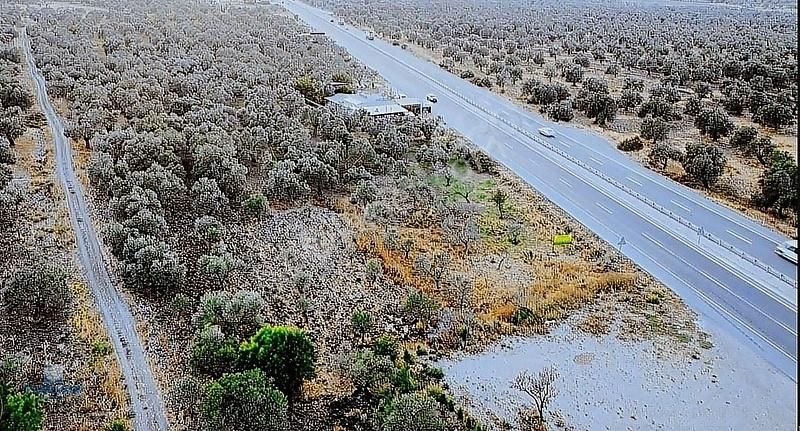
[338,21,344,25]
[426,94,438,103]
[775,240,798,264]
[329,18,334,22]
[538,127,556,137]
[366,32,375,40]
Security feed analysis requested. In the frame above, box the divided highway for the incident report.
[19,28,169,431]
[283,0,798,380]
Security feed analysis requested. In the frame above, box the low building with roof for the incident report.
[325,93,410,117]
[396,96,431,115]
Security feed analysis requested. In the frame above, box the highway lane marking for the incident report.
[595,202,613,214]
[558,178,573,189]
[726,229,753,245]
[558,140,572,148]
[527,157,539,167]
[589,156,604,166]
[641,232,797,337]
[626,176,643,187]
[630,240,797,363]
[670,199,691,212]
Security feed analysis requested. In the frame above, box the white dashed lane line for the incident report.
[595,202,613,214]
[726,229,753,245]
[626,176,643,187]
[670,199,691,212]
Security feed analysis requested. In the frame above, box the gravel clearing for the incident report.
[440,321,797,430]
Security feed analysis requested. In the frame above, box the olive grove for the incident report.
[311,0,798,231]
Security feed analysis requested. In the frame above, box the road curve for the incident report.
[19,28,169,431]
[283,0,798,380]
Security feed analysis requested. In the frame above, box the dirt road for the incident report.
[18,27,169,431]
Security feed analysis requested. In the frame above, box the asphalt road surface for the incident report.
[284,0,798,380]
[20,28,169,431]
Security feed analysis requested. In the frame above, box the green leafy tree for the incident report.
[694,82,712,99]
[721,82,750,115]
[106,419,128,431]
[546,101,574,122]
[0,108,24,146]
[239,326,316,397]
[563,64,583,86]
[729,126,758,151]
[190,325,240,377]
[682,143,727,188]
[242,192,269,218]
[351,310,372,345]
[1,389,44,431]
[372,334,399,360]
[403,290,440,330]
[640,117,669,144]
[694,108,734,141]
[648,143,683,170]
[490,189,508,219]
[0,138,14,165]
[638,97,680,121]
[684,96,703,116]
[754,151,798,218]
[618,90,643,111]
[744,137,777,165]
[617,136,643,152]
[120,235,186,293]
[294,76,322,103]
[754,103,794,130]
[197,290,265,339]
[344,349,395,396]
[200,369,288,431]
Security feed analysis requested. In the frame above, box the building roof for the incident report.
[326,93,408,116]
[396,96,425,107]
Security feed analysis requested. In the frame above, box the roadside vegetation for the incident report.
[312,0,798,235]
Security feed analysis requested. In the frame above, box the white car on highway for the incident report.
[538,127,556,137]
[775,240,798,264]
[426,93,438,103]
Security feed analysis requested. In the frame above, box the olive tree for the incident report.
[694,107,734,141]
[682,143,726,188]
[754,151,798,218]
[640,117,668,144]
[201,369,288,431]
[1,264,70,323]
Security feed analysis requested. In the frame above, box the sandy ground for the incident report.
[440,321,797,431]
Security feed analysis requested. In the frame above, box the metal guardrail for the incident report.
[356,32,797,288]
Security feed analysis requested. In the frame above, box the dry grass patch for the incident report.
[69,281,128,420]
